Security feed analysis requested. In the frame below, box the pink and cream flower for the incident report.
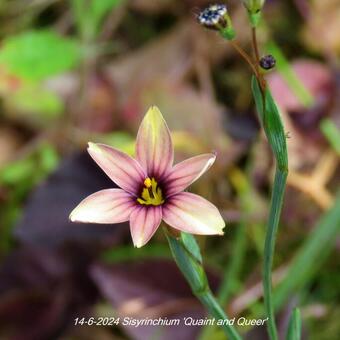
[70,106,225,247]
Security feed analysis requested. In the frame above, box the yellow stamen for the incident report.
[144,177,152,188]
[137,177,164,206]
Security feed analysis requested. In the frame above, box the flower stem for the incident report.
[230,40,259,80]
[251,27,260,68]
[263,169,287,340]
[250,27,266,93]
[199,290,241,338]
[250,35,288,337]
[252,78,288,340]
[220,19,288,340]
[165,230,242,340]
[225,26,288,340]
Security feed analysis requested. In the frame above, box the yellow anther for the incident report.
[144,177,152,188]
[137,177,164,206]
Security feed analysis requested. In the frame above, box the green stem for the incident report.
[252,77,289,340]
[263,169,287,340]
[165,230,242,340]
[286,308,302,340]
[199,290,240,336]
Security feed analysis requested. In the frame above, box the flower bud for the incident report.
[197,4,235,40]
[241,0,265,13]
[241,0,265,27]
[197,4,227,30]
[259,54,276,70]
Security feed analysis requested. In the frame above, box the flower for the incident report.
[70,106,225,247]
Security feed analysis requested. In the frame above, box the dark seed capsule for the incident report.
[259,54,276,70]
[197,4,228,30]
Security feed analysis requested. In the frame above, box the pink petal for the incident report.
[88,142,146,196]
[136,106,174,179]
[164,153,216,197]
[70,189,136,224]
[130,206,162,248]
[163,192,225,235]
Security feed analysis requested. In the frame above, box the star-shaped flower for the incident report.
[70,106,225,247]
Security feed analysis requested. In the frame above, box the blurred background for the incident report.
[0,0,339,339]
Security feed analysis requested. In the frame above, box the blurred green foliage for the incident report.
[7,84,64,119]
[320,119,340,155]
[0,142,59,191]
[0,143,59,253]
[72,0,123,39]
[0,30,81,80]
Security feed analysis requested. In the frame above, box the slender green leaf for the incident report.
[286,308,302,340]
[7,85,64,118]
[166,231,207,294]
[180,232,203,264]
[165,230,241,340]
[252,77,288,340]
[263,170,287,340]
[320,118,340,155]
[252,77,288,171]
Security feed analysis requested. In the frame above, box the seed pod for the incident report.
[260,55,276,70]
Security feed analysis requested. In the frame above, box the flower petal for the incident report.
[130,206,162,248]
[70,189,136,224]
[164,153,216,197]
[136,106,174,178]
[163,192,225,235]
[88,142,146,196]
